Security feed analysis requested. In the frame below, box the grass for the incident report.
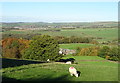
[59,43,117,50]
[59,43,95,50]
[1,56,118,82]
[3,28,118,42]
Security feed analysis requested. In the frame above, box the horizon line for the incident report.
[0,21,118,23]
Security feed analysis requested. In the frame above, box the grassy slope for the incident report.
[1,28,118,82]
[1,56,118,82]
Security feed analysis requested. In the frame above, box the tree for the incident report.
[2,38,29,58]
[98,46,110,58]
[75,46,99,56]
[22,35,62,61]
[98,46,119,61]
[108,47,119,61]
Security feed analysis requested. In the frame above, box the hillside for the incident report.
[1,56,118,82]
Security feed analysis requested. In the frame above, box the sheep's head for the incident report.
[70,67,74,69]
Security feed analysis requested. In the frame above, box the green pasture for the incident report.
[1,56,118,82]
[60,28,118,42]
[59,43,95,50]
[3,28,118,42]
[59,43,117,50]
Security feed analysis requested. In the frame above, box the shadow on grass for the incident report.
[2,75,119,83]
[2,74,73,83]
[1,58,46,68]
[77,71,81,77]
[57,58,75,63]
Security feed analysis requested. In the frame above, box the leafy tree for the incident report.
[108,47,119,61]
[98,46,119,61]
[81,48,90,56]
[53,36,92,44]
[98,46,110,58]
[2,38,29,58]
[22,35,62,61]
[75,46,99,56]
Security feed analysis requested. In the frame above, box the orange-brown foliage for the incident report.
[77,46,100,56]
[2,38,30,58]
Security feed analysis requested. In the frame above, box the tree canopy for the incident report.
[23,35,62,61]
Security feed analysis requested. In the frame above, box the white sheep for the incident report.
[69,67,78,77]
[66,61,72,64]
[47,59,50,62]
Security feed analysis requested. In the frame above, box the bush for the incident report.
[22,35,62,61]
[75,46,99,56]
[53,36,92,44]
[2,38,29,58]
[74,45,119,61]
[98,46,119,61]
[90,40,99,45]
[98,46,110,58]
[108,47,119,61]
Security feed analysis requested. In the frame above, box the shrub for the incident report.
[98,46,119,61]
[75,46,99,56]
[108,47,119,61]
[53,36,92,44]
[90,40,99,45]
[98,46,110,58]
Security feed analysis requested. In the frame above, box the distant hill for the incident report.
[0,21,118,30]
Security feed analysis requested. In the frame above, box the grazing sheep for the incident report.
[66,61,72,64]
[47,59,50,62]
[69,67,78,77]
[59,50,63,54]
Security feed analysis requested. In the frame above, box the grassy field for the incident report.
[59,43,117,50]
[59,43,95,50]
[3,28,118,42]
[1,27,118,82]
[1,56,118,82]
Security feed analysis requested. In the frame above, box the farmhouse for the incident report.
[59,48,76,55]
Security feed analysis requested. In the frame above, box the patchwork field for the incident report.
[1,24,118,82]
[1,56,118,82]
[3,28,118,42]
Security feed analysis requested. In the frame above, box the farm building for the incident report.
[59,48,76,55]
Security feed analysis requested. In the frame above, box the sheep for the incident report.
[66,61,72,64]
[47,59,50,62]
[69,67,78,77]
[59,50,63,54]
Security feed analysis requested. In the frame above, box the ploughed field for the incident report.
[1,56,118,82]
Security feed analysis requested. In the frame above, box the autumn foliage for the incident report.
[75,45,119,61]
[2,38,30,58]
[76,46,100,56]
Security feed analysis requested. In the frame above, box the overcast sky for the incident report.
[0,1,118,22]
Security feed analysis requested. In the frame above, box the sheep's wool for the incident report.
[69,67,78,77]
[66,61,72,64]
